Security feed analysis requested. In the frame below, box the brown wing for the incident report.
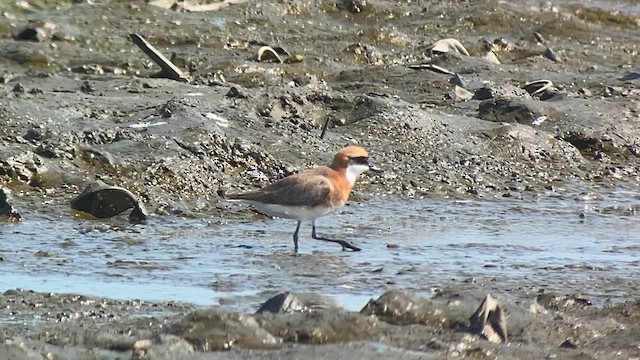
[228,172,332,207]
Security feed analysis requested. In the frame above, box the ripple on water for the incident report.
[1,190,639,311]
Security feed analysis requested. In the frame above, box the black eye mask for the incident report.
[350,156,369,165]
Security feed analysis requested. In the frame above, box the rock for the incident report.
[559,339,577,348]
[535,292,593,312]
[482,50,501,64]
[473,84,531,100]
[478,96,548,126]
[543,47,561,62]
[13,22,57,42]
[12,83,25,93]
[256,292,307,314]
[449,73,468,88]
[132,334,194,359]
[256,292,338,314]
[338,0,370,13]
[450,85,473,102]
[167,309,282,350]
[78,145,115,170]
[0,188,21,221]
[22,128,43,142]
[70,181,148,223]
[468,294,508,343]
[226,86,247,99]
[360,289,474,328]
[257,308,382,344]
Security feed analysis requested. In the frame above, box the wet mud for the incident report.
[1,0,640,359]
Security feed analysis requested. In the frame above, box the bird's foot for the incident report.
[313,235,361,252]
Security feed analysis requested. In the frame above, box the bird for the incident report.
[226,146,379,253]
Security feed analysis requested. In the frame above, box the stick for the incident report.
[129,33,188,83]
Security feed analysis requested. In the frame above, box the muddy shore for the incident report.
[1,0,639,359]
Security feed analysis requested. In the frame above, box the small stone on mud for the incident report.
[543,47,561,62]
[559,339,577,348]
[226,86,246,99]
[12,83,25,93]
[23,129,43,142]
[449,73,467,88]
[451,85,473,102]
[80,81,94,93]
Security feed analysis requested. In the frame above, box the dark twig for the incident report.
[320,117,331,139]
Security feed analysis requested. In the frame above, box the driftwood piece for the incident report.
[130,33,188,82]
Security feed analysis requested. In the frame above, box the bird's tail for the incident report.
[225,192,255,201]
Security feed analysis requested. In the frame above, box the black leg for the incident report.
[292,221,301,253]
[311,221,361,252]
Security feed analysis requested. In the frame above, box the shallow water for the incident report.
[2,186,639,313]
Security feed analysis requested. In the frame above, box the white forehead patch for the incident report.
[345,163,370,186]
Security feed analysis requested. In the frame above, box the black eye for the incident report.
[351,156,369,165]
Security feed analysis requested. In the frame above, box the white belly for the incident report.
[249,202,338,221]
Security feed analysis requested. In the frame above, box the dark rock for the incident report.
[0,188,21,221]
[13,22,56,42]
[449,73,468,88]
[34,143,59,158]
[12,83,25,93]
[538,88,566,101]
[473,86,495,100]
[23,128,43,142]
[70,181,147,223]
[339,0,370,13]
[128,203,149,224]
[226,86,246,99]
[620,72,640,81]
[80,81,94,94]
[559,339,577,348]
